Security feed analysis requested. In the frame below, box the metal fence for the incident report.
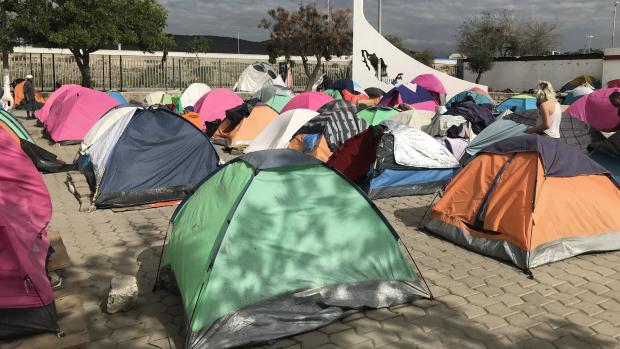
[4,52,352,92]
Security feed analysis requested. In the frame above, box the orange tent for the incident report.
[212,105,278,147]
[288,134,332,162]
[0,122,19,144]
[181,111,203,130]
[14,81,46,107]
[425,135,620,270]
[287,100,367,162]
[341,89,369,104]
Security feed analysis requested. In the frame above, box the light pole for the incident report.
[585,34,595,53]
[377,0,383,81]
[327,0,330,21]
[236,26,240,55]
[613,1,619,47]
[378,0,382,34]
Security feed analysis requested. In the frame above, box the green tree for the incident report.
[17,0,172,87]
[457,11,556,83]
[188,36,209,56]
[385,33,433,67]
[411,50,434,67]
[0,1,19,79]
[259,4,352,91]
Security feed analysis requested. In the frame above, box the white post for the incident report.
[327,0,330,21]
[2,68,12,109]
[237,26,240,55]
[377,0,382,82]
[613,2,619,47]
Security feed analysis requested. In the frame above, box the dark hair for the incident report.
[610,91,620,100]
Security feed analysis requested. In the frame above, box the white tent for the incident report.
[80,105,140,154]
[80,106,142,183]
[234,62,286,94]
[389,109,435,133]
[180,83,211,108]
[145,91,165,106]
[245,109,318,153]
[385,122,460,169]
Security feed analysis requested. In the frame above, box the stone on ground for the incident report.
[106,275,139,314]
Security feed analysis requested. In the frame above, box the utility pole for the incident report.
[327,0,330,21]
[613,1,619,47]
[237,26,240,54]
[377,0,383,82]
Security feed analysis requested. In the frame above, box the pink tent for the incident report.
[45,88,120,143]
[565,88,620,131]
[0,128,56,336]
[35,84,82,123]
[411,74,447,96]
[280,92,334,113]
[193,88,244,129]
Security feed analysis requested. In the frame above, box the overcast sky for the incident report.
[160,0,618,56]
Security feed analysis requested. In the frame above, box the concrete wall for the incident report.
[463,55,603,92]
[603,48,620,86]
[351,0,485,99]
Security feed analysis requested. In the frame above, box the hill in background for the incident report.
[109,34,269,54]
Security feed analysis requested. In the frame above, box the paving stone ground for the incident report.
[15,110,620,349]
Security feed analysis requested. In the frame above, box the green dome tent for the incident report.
[357,106,400,125]
[158,149,430,349]
[323,88,343,100]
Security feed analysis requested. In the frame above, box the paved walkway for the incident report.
[15,110,620,349]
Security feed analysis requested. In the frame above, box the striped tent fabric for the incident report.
[297,100,368,150]
[503,110,603,153]
[0,109,34,143]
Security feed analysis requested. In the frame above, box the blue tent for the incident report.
[446,90,495,109]
[495,95,537,113]
[327,124,459,199]
[590,151,620,185]
[464,119,528,158]
[107,91,127,104]
[80,108,219,208]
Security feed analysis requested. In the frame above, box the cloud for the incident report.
[161,0,617,55]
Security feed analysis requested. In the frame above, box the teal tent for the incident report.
[158,149,430,349]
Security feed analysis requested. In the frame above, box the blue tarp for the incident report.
[496,97,537,113]
[369,168,456,189]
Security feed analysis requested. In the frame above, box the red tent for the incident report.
[608,79,620,88]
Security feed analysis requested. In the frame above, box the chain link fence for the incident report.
[4,52,352,92]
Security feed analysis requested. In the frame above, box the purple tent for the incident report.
[379,83,438,111]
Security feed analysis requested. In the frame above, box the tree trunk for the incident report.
[2,49,8,70]
[72,49,92,88]
[475,70,483,84]
[304,56,322,91]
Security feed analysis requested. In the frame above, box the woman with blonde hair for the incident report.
[526,81,561,138]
